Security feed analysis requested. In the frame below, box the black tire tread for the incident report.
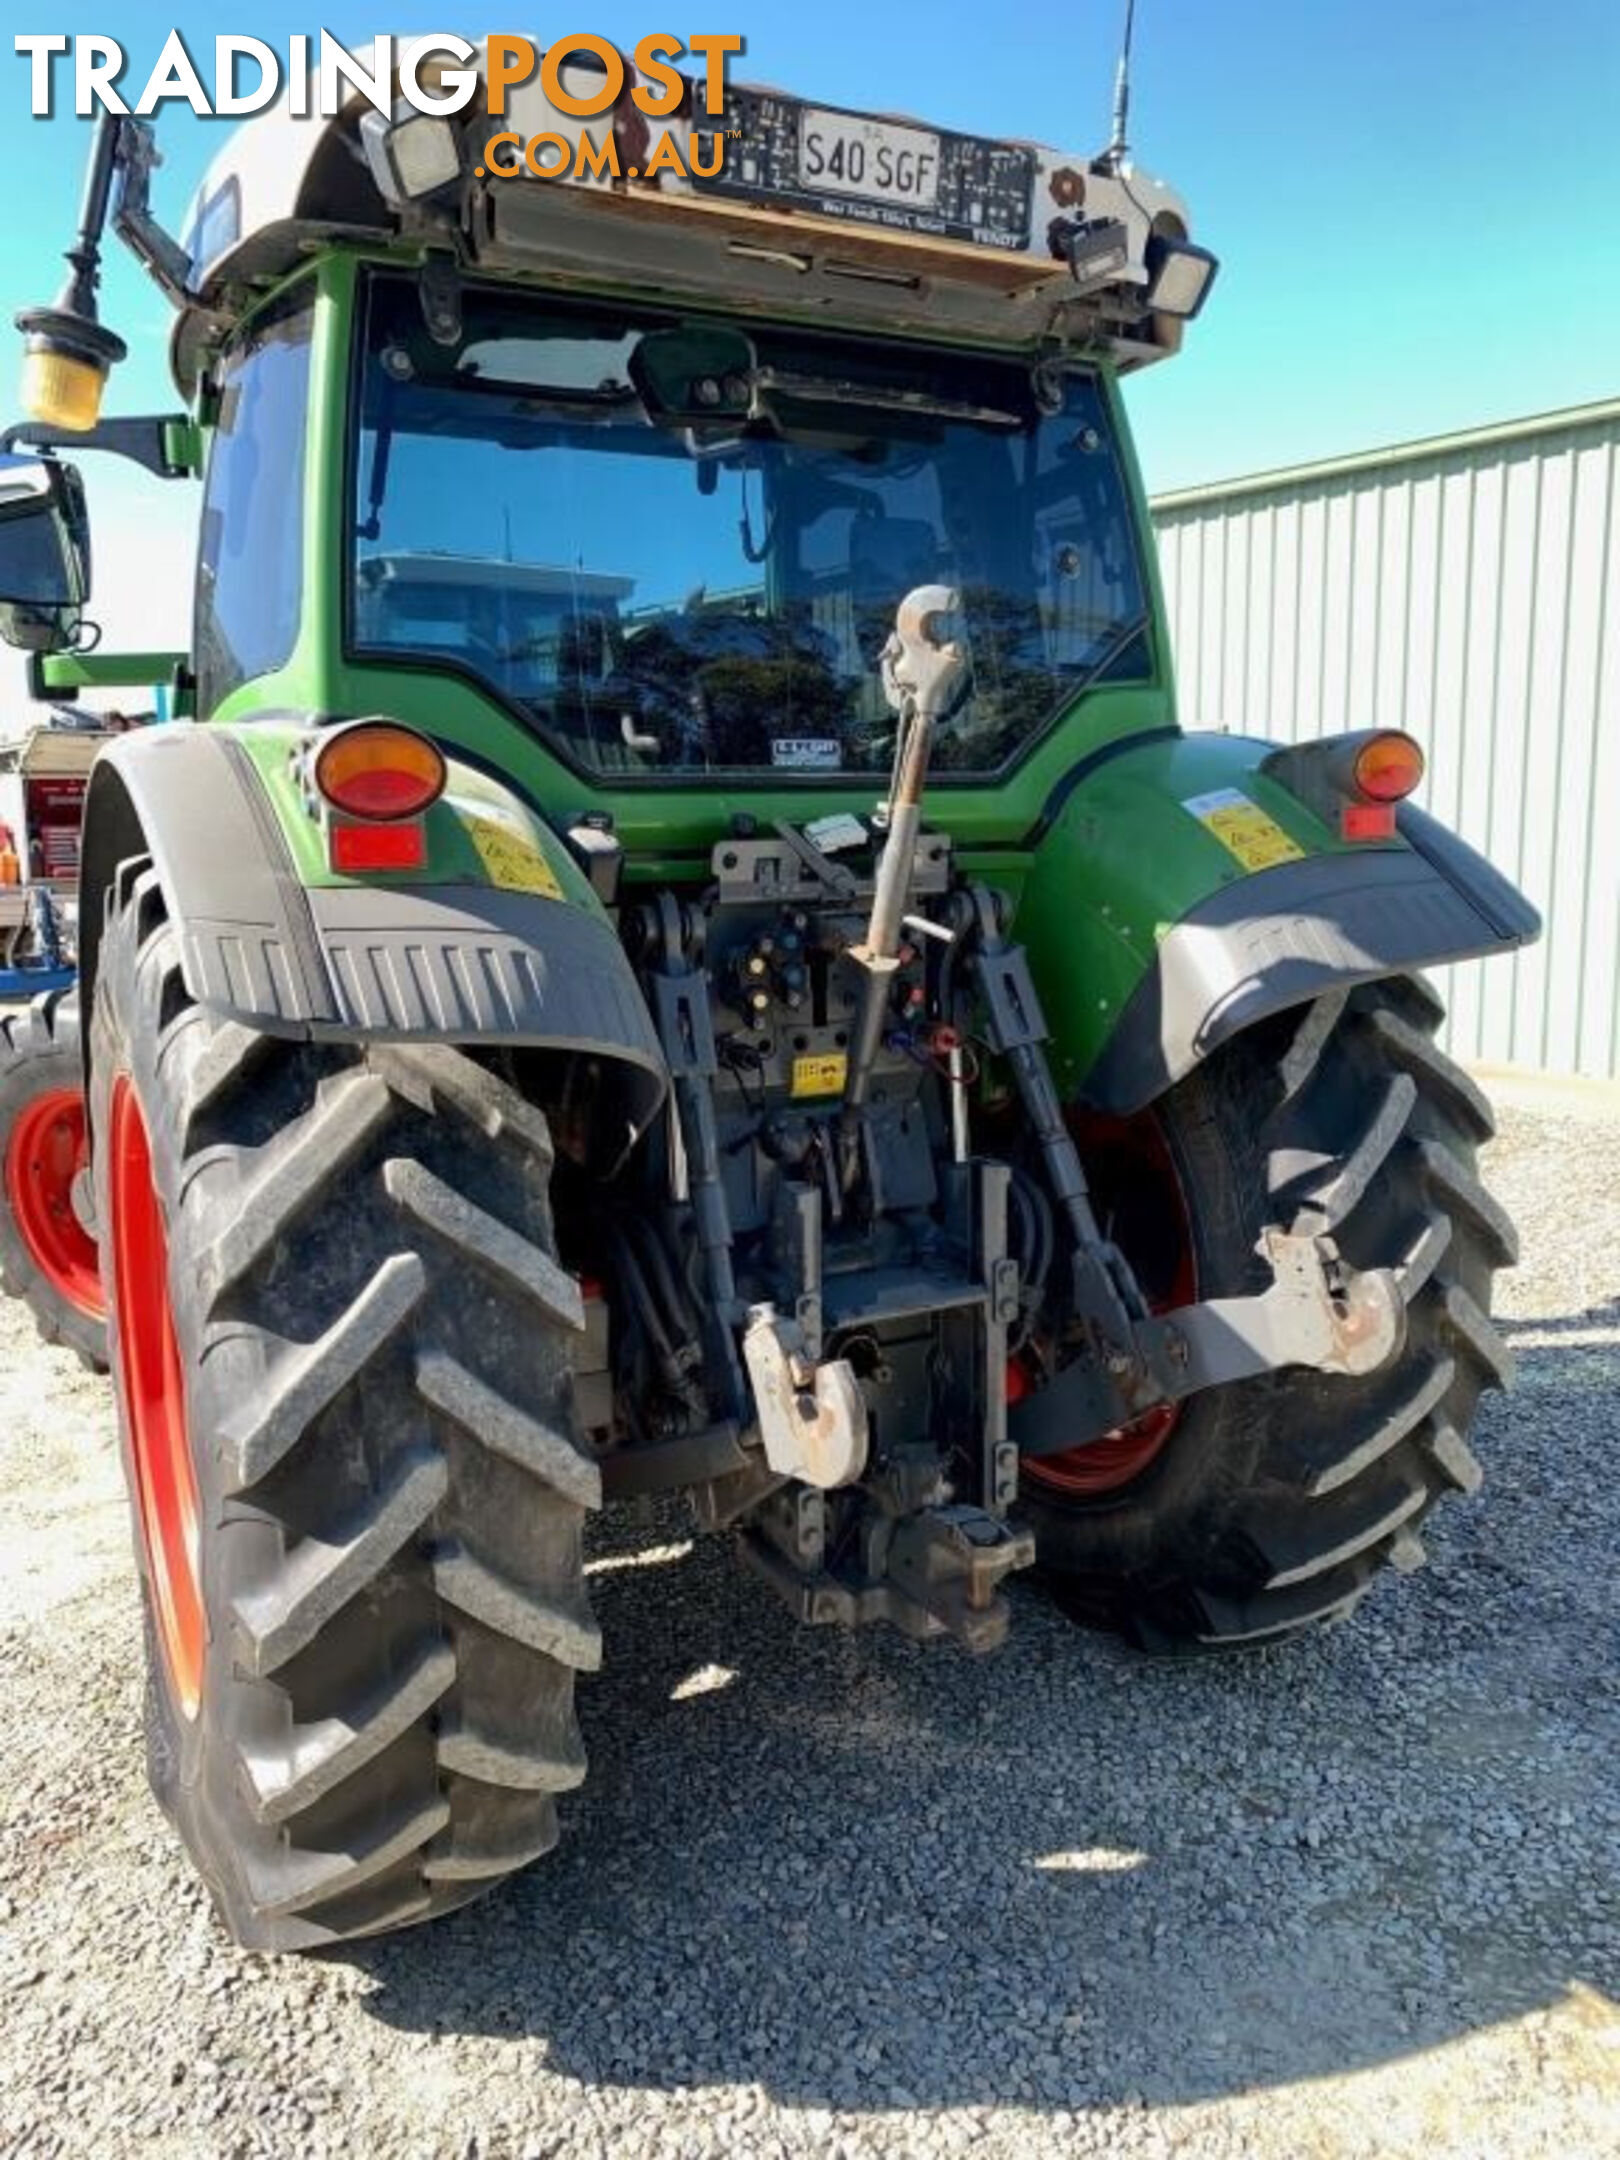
[1302,1351,1456,1495]
[1239,1466,1429,1587]
[1025,973,1515,1652]
[436,1713,587,1794]
[1272,1070,1416,1234]
[238,1643,457,1824]
[1359,1002,1496,1142]
[241,1796,453,1920]
[1420,1414,1485,1495]
[217,1254,428,1490]
[1412,1136,1519,1267]
[231,1447,451,1678]
[94,864,598,1950]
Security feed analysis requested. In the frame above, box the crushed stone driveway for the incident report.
[1,1091,1617,2160]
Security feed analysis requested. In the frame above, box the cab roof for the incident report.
[171,38,1207,389]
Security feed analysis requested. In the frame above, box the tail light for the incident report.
[314,722,446,821]
[1351,731,1425,803]
[1262,728,1426,844]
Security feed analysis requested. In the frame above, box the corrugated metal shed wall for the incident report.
[1150,400,1620,1078]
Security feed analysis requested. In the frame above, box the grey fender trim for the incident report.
[78,726,667,1132]
[1079,809,1541,1115]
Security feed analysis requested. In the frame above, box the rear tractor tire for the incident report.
[1021,975,1515,1651]
[0,989,107,1369]
[93,862,601,1950]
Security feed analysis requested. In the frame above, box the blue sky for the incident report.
[1,3,1616,666]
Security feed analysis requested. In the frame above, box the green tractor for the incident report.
[0,44,1535,1951]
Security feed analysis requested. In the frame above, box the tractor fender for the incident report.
[1078,804,1539,1115]
[77,723,667,1139]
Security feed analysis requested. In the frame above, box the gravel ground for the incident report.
[2,1091,1617,2160]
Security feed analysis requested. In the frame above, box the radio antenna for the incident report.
[1105,0,1137,170]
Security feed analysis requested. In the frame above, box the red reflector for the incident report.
[1341,801,1397,841]
[331,820,426,873]
[1005,1357,1032,1407]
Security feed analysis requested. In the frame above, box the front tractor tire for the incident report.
[1022,976,1515,1651]
[0,991,107,1368]
[92,863,601,1951]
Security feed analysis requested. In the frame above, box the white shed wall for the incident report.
[1151,402,1620,1079]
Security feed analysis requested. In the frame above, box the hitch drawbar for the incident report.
[1011,1231,1406,1458]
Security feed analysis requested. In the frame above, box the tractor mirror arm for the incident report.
[1,413,201,482]
[109,118,192,308]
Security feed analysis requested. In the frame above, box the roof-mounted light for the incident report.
[16,309,126,433]
[14,113,129,432]
[1144,234,1219,320]
[1049,215,1132,294]
[359,102,462,206]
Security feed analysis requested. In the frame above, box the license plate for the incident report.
[797,108,941,211]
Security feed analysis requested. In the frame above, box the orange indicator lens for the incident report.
[1352,732,1425,803]
[315,724,446,821]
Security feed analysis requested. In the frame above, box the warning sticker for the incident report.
[1182,788,1305,873]
[790,1052,848,1099]
[466,816,564,900]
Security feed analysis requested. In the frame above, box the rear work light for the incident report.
[314,722,446,822]
[1142,234,1220,321]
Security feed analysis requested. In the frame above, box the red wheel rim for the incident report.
[1020,1107,1197,1500]
[109,1076,203,1718]
[3,1085,103,1318]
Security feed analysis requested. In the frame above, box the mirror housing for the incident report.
[0,454,90,653]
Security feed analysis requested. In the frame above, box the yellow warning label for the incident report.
[791,1052,848,1099]
[466,816,564,900]
[1182,788,1306,873]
